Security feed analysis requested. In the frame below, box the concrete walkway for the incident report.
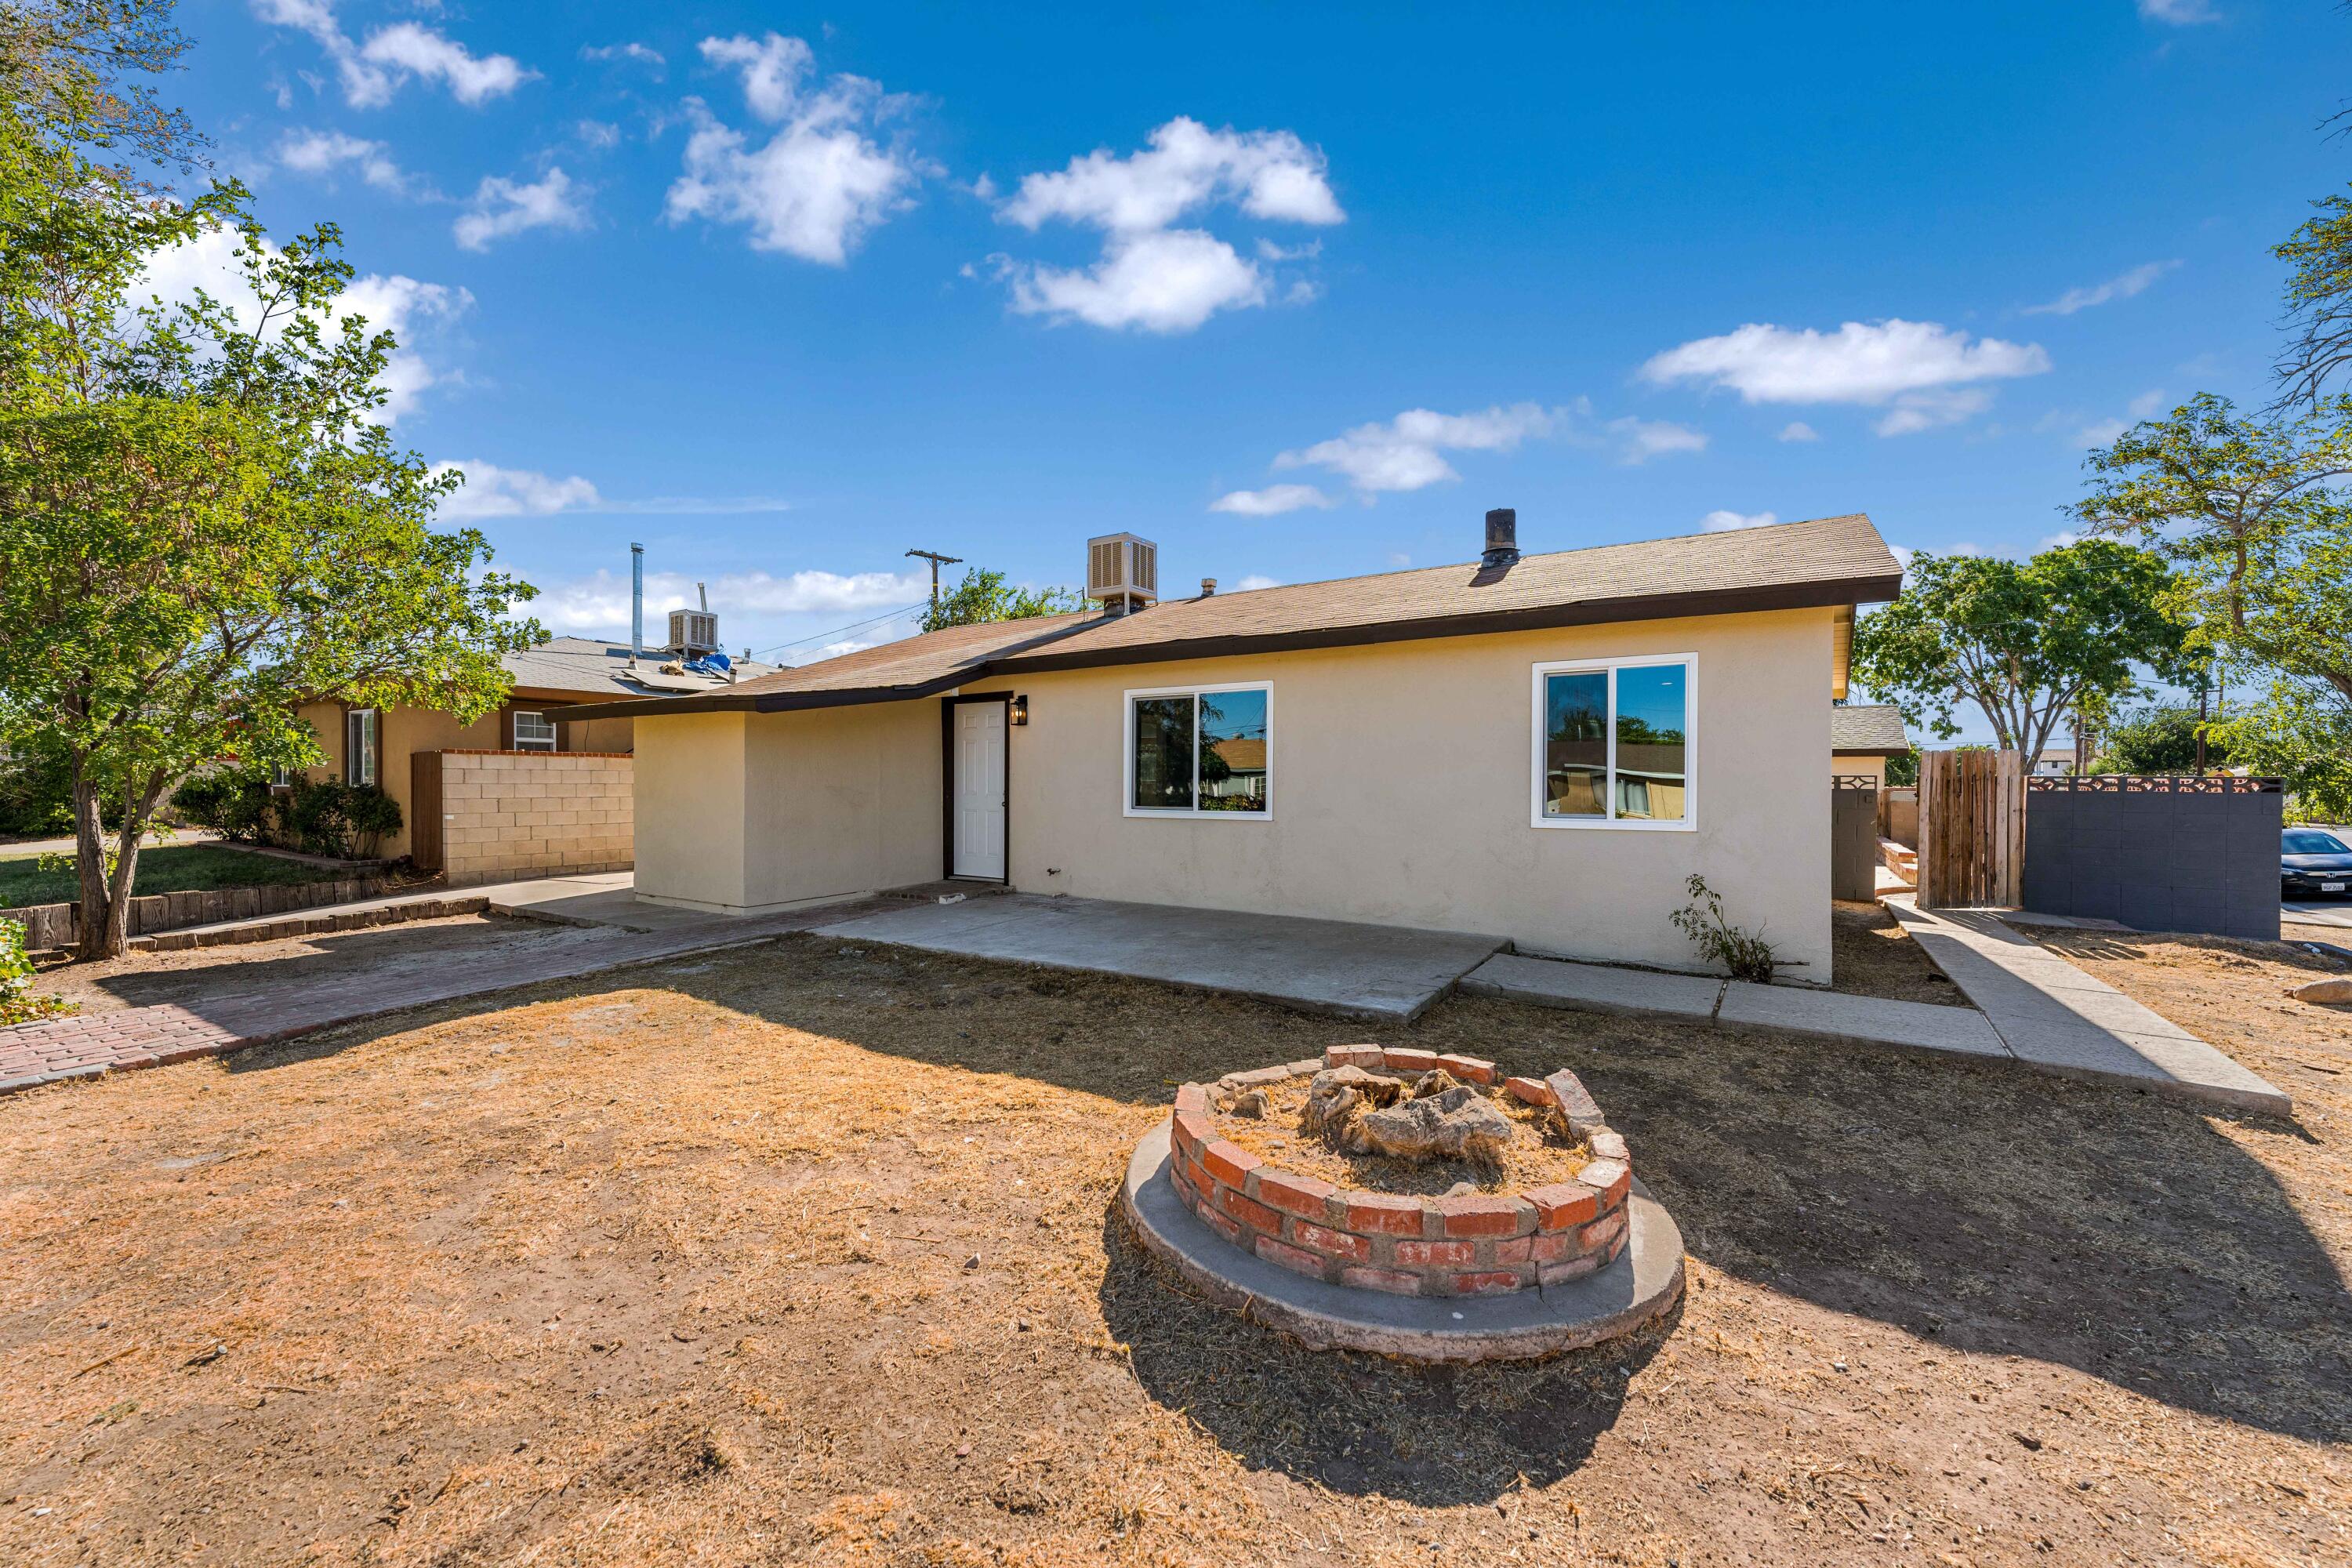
[1,883,891,1097]
[812,893,1507,1022]
[1462,914,2289,1116]
[1884,898,2289,1115]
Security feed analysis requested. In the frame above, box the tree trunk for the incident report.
[69,765,114,962]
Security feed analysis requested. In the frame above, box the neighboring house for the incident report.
[567,512,1904,982]
[2031,746,2078,778]
[1829,703,1911,785]
[293,629,773,864]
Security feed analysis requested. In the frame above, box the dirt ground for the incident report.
[1828,900,1967,1006]
[1,926,2347,1566]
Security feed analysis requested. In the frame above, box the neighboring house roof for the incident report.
[563,514,1904,722]
[501,637,778,702]
[1208,736,1267,772]
[1830,703,1911,755]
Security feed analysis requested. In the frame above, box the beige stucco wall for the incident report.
[1831,754,1889,786]
[438,751,633,886]
[631,702,942,913]
[626,608,1836,978]
[986,608,1835,980]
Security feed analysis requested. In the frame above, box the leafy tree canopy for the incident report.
[918,568,1085,633]
[2092,705,2230,775]
[1850,540,2192,763]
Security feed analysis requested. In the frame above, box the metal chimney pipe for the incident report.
[630,543,644,666]
[1482,507,1520,569]
[697,582,708,612]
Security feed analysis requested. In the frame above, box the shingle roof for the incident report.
[1830,703,1911,753]
[503,637,777,700]
[561,514,1902,721]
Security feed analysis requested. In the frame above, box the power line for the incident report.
[746,601,925,662]
[905,548,963,614]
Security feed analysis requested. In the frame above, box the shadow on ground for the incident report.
[1098,1209,1675,1501]
[80,925,2352,1463]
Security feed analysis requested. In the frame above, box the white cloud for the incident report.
[1385,552,1411,568]
[1272,404,1560,495]
[2138,0,2218,24]
[2022,260,2180,316]
[582,42,665,71]
[134,223,470,423]
[1232,574,1282,592]
[1642,319,2049,414]
[1208,483,1334,516]
[454,167,590,251]
[992,116,1339,334]
[535,568,928,634]
[575,119,622,151]
[275,129,412,194]
[1699,509,1779,532]
[251,2,533,109]
[2072,417,2129,448]
[1008,229,1265,333]
[1777,420,1819,442]
[1874,387,1994,437]
[1607,416,1707,463]
[2128,387,2169,418]
[430,461,600,519]
[663,34,920,264]
[1001,117,1341,233]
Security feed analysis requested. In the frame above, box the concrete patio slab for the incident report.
[811,894,1504,1022]
[1716,981,2010,1058]
[1886,897,2291,1116]
[1459,953,1725,1018]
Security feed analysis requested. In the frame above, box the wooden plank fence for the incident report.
[1915,749,2024,909]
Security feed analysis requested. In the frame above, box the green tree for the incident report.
[1849,540,2191,762]
[2072,394,2352,816]
[2093,705,2230,775]
[2274,186,2352,409]
[918,568,1085,633]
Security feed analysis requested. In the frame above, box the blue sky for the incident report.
[169,1,2344,688]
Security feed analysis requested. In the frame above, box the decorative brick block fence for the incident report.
[411,750,632,887]
[1166,1046,1634,1298]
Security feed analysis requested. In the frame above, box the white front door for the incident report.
[953,700,1007,880]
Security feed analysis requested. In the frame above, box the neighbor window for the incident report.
[1125,683,1271,818]
[344,707,379,787]
[512,710,557,752]
[1531,656,1693,829]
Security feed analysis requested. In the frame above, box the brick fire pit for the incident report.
[1119,1044,1684,1361]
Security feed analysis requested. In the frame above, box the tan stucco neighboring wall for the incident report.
[631,702,942,913]
[987,608,1835,980]
[1831,753,1889,786]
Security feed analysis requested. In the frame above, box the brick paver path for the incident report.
[0,898,890,1097]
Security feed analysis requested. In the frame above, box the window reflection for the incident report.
[1197,688,1269,812]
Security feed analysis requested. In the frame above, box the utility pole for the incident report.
[905,548,963,616]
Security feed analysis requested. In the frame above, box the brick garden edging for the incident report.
[1167,1046,1634,1299]
[2,873,405,952]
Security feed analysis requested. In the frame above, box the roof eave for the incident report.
[989,572,1904,677]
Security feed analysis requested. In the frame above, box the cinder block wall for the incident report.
[436,750,633,886]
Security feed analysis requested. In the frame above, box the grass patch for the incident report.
[0,844,341,907]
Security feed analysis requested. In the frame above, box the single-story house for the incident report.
[2031,746,2080,778]
[292,630,772,864]
[1829,703,1911,784]
[566,511,1904,981]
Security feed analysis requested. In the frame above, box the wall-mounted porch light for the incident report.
[1009,695,1029,727]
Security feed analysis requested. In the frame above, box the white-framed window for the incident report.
[344,707,379,787]
[512,710,557,752]
[1530,655,1695,831]
[1123,681,1272,818]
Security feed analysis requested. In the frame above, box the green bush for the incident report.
[172,772,276,842]
[282,780,401,859]
[0,916,73,1025]
[1669,873,1780,984]
[0,746,75,836]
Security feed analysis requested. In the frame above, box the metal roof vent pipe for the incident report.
[1482,507,1520,569]
[1200,577,1218,597]
[630,542,644,666]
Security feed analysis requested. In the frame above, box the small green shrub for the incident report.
[1669,873,1779,984]
[282,781,401,859]
[0,917,75,1025]
[172,773,275,842]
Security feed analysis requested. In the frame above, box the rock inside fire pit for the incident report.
[1302,1063,1515,1164]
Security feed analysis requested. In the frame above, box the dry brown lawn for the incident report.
[0,920,2347,1566]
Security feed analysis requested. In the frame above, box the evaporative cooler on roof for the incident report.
[1087,533,1157,615]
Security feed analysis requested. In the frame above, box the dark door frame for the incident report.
[941,691,1014,882]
